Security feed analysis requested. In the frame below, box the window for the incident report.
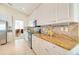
[15,20,24,29]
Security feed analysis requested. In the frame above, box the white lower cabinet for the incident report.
[32,35,68,55]
[7,32,14,42]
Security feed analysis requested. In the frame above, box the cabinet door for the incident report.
[57,4,70,20]
[32,35,48,55]
[37,4,70,25]
[37,4,57,25]
[7,32,13,42]
[43,41,68,55]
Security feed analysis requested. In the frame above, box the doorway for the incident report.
[15,20,24,37]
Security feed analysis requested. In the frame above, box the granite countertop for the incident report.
[33,33,78,50]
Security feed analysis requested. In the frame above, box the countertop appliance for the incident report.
[0,20,7,45]
[34,26,41,33]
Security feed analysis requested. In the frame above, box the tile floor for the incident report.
[0,38,35,55]
[0,32,78,55]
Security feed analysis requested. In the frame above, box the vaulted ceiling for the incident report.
[4,3,41,16]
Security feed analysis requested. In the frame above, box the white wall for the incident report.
[0,4,27,27]
[27,3,71,26]
[0,4,27,41]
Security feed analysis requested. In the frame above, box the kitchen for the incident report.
[0,3,79,55]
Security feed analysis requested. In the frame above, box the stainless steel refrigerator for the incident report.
[0,20,7,45]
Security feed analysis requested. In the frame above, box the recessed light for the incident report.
[22,8,25,10]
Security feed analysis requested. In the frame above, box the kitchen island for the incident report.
[32,33,78,50]
[32,32,78,55]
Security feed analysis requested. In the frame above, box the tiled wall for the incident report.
[40,23,79,41]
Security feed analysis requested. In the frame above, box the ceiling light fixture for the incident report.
[22,8,25,10]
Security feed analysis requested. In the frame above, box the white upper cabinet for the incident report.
[28,4,71,26]
[56,4,70,21]
[37,4,70,25]
[37,4,58,25]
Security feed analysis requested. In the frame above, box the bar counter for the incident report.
[33,33,78,50]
